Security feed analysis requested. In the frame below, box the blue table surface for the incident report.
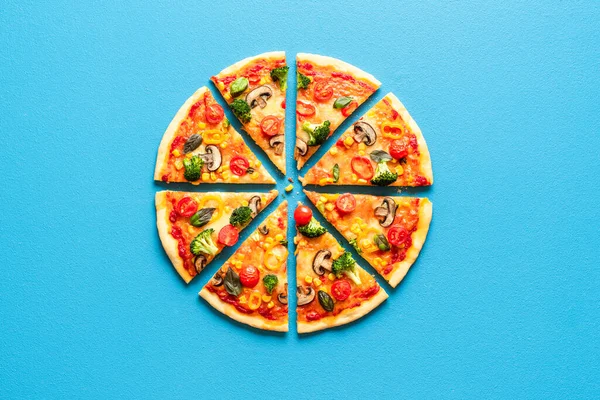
[1,1,599,398]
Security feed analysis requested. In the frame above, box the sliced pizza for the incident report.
[155,189,278,283]
[295,53,381,170]
[293,202,388,333]
[211,51,288,174]
[154,86,274,184]
[301,93,433,187]
[200,201,289,332]
[304,191,432,288]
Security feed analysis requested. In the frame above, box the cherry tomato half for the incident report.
[335,193,356,214]
[389,139,408,160]
[230,156,250,176]
[239,265,260,287]
[294,205,313,226]
[313,81,333,102]
[351,156,374,180]
[205,103,224,124]
[296,101,316,116]
[218,224,239,246]
[387,226,409,247]
[176,197,198,217]
[341,101,358,117]
[260,116,281,137]
[331,279,352,301]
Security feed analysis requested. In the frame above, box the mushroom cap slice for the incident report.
[277,292,288,305]
[353,121,377,146]
[297,286,316,306]
[312,250,333,276]
[375,197,398,227]
[194,255,207,274]
[269,134,284,156]
[211,272,224,286]
[245,85,273,109]
[296,137,308,156]
[248,196,262,218]
[259,224,269,235]
[200,145,222,172]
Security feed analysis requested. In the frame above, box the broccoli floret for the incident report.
[183,155,204,181]
[297,217,327,238]
[370,161,398,186]
[270,66,289,91]
[190,228,218,256]
[349,238,362,254]
[229,206,253,226]
[332,252,362,285]
[263,274,279,294]
[229,99,251,123]
[297,72,311,90]
[302,120,331,146]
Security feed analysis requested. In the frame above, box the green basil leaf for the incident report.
[318,290,334,312]
[224,267,242,296]
[230,77,249,97]
[332,164,340,183]
[370,150,392,163]
[333,96,353,109]
[374,234,391,252]
[189,208,216,227]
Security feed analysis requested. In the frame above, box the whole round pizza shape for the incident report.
[154,51,434,333]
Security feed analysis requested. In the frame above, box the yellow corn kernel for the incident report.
[396,165,405,175]
[232,174,240,181]
[360,223,367,230]
[238,295,247,304]
[328,273,336,281]
[174,159,184,170]
[224,205,231,214]
[329,147,339,156]
[344,136,354,147]
[255,160,261,168]
[304,276,313,284]
[248,160,254,168]
[262,242,270,250]
[313,278,322,287]
[357,178,367,184]
[275,233,284,241]
[319,178,328,186]
[265,237,274,244]
[351,173,358,182]
[374,257,383,267]
[360,238,372,248]
[259,77,267,85]
[197,122,206,129]
[224,93,231,101]
[222,170,231,180]
[358,142,367,152]
[171,149,181,157]
[326,178,334,183]
[221,164,229,171]
[351,223,361,234]
[358,150,365,156]
[262,294,272,302]
[210,172,217,181]
[250,172,259,180]
[285,184,293,192]
[267,301,275,309]
[187,225,195,234]
[299,239,308,247]
[241,200,249,207]
[319,196,328,204]
[325,203,335,211]
[201,172,210,181]
[220,142,228,149]
[217,82,225,91]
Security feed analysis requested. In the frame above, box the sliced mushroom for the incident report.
[269,135,284,155]
[312,250,333,276]
[297,286,316,306]
[296,137,308,156]
[194,255,207,274]
[211,271,224,286]
[374,197,397,227]
[199,145,222,172]
[353,121,377,146]
[277,284,288,305]
[245,85,273,109]
[259,224,269,235]
[248,196,261,218]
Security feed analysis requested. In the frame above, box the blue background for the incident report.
[1,0,599,398]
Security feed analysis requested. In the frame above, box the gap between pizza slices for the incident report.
[294,202,388,333]
[155,190,278,283]
[304,191,432,288]
[301,93,433,187]
[154,86,275,184]
[295,53,381,170]
[200,201,289,332]
[211,52,288,174]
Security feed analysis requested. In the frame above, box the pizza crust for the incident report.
[199,288,288,332]
[384,93,434,184]
[214,51,286,77]
[297,289,388,334]
[155,192,194,283]
[297,53,382,87]
[387,198,433,287]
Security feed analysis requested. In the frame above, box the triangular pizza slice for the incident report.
[154,86,274,184]
[211,51,288,174]
[293,202,388,333]
[200,201,289,332]
[295,53,381,170]
[155,189,278,283]
[305,191,432,288]
[301,93,433,187]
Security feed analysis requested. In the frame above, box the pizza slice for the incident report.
[154,86,274,184]
[199,201,289,332]
[211,51,288,174]
[295,53,381,170]
[156,189,278,283]
[304,191,432,288]
[293,202,388,333]
[301,93,433,187]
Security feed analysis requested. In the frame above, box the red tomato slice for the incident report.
[335,193,356,214]
[313,81,333,102]
[351,156,374,180]
[341,101,358,117]
[205,103,224,124]
[387,226,409,247]
[176,197,198,217]
[331,279,352,301]
[239,265,260,287]
[218,224,239,246]
[247,73,261,84]
[294,205,312,226]
[389,139,408,159]
[260,116,281,137]
[296,101,316,116]
[229,156,250,176]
